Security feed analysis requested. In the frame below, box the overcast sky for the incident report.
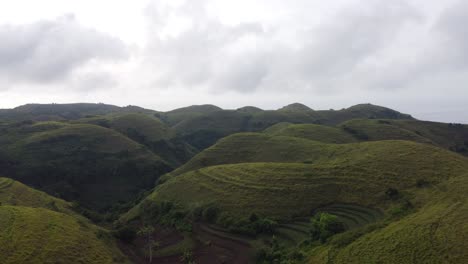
[0,0,467,123]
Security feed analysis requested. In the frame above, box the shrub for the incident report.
[310,213,345,243]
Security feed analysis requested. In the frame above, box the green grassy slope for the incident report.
[0,206,127,264]
[0,177,128,263]
[161,103,413,150]
[77,113,175,142]
[76,113,196,167]
[341,119,468,155]
[133,139,468,220]
[0,121,171,211]
[307,174,468,264]
[0,103,156,122]
[0,177,76,216]
[159,104,223,126]
[166,132,462,179]
[265,123,357,143]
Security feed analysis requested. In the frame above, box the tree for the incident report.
[138,226,158,263]
[310,213,345,242]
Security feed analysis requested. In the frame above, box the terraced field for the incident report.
[165,133,468,181]
[139,140,468,220]
[264,123,357,144]
[314,204,383,230]
[308,174,468,264]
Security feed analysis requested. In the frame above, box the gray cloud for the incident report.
[143,0,422,94]
[0,15,128,85]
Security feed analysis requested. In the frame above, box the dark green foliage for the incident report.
[342,125,369,140]
[202,206,220,223]
[113,226,137,244]
[310,213,345,243]
[388,200,414,218]
[385,188,400,200]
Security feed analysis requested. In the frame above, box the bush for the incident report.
[310,213,345,243]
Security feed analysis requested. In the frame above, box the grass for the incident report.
[131,137,468,221]
[314,204,383,230]
[0,206,128,264]
[340,119,468,156]
[164,133,468,180]
[76,113,197,167]
[264,123,357,144]
[76,112,175,142]
[0,177,78,217]
[308,174,468,264]
[0,177,129,263]
[0,121,171,211]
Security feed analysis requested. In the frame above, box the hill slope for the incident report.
[138,140,468,220]
[0,121,171,211]
[307,173,468,264]
[0,177,128,263]
[0,103,156,122]
[75,113,196,167]
[264,123,357,143]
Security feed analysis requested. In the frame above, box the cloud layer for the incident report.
[0,0,467,123]
[0,15,127,86]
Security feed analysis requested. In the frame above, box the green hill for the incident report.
[159,104,223,126]
[264,123,357,143]
[0,177,128,263]
[76,113,196,167]
[0,206,127,264]
[0,103,156,122]
[307,173,468,264]
[0,177,76,216]
[160,103,413,150]
[137,140,468,220]
[340,119,468,155]
[278,103,314,112]
[0,121,171,211]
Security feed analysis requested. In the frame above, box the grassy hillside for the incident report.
[0,177,76,216]
[76,113,196,167]
[0,206,128,264]
[159,103,413,149]
[0,103,156,122]
[341,119,468,155]
[166,132,459,179]
[0,121,171,211]
[0,177,128,263]
[77,112,175,142]
[158,104,223,126]
[307,174,468,264]
[264,123,357,144]
[132,139,468,221]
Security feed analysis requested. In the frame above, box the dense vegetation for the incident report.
[0,102,467,263]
